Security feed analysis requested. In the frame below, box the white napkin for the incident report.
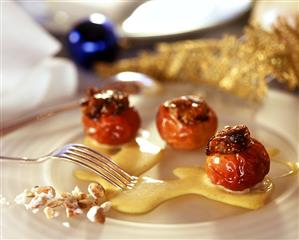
[1,2,78,127]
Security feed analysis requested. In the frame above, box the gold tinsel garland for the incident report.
[96,17,299,102]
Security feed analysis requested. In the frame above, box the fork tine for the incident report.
[61,153,127,190]
[77,146,139,188]
[64,150,130,187]
[68,149,132,185]
[72,144,133,181]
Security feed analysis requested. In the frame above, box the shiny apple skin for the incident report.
[206,139,270,191]
[156,97,217,150]
[82,107,140,146]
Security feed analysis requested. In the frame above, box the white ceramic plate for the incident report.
[120,0,252,38]
[1,84,298,239]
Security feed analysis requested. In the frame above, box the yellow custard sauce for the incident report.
[75,167,273,213]
[76,139,297,214]
[83,134,165,176]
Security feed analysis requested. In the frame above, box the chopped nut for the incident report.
[15,182,108,224]
[65,207,83,218]
[77,192,88,200]
[26,196,47,209]
[64,197,81,218]
[32,186,56,199]
[43,207,56,219]
[78,199,95,209]
[71,186,82,197]
[64,197,79,209]
[100,201,112,213]
[46,199,64,208]
[74,208,83,215]
[60,192,72,199]
[87,206,105,223]
[88,183,105,199]
[65,207,76,218]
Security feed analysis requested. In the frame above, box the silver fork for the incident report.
[0,144,138,190]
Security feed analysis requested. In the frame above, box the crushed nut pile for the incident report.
[14,183,111,224]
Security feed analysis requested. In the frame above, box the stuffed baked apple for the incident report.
[156,95,217,150]
[81,88,141,146]
[206,125,270,191]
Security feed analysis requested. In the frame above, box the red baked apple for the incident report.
[156,95,217,150]
[81,88,141,145]
[206,125,270,191]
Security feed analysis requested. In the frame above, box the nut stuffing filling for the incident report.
[81,88,130,119]
[206,125,252,155]
[14,184,110,224]
[164,96,210,124]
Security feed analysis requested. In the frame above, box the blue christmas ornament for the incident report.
[67,13,119,69]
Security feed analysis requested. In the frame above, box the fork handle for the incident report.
[0,100,79,137]
[0,156,38,163]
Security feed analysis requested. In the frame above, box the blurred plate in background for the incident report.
[19,0,252,39]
